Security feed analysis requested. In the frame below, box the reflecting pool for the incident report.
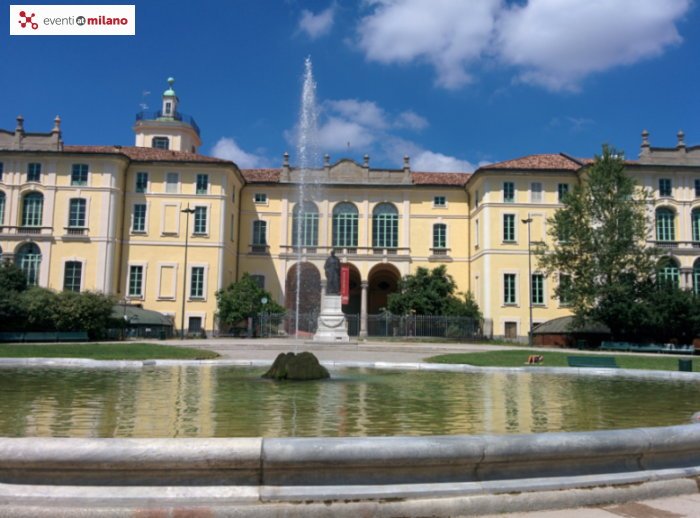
[0,366,698,438]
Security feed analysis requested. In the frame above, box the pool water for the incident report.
[0,366,697,438]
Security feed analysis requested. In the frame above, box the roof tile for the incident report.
[63,145,232,164]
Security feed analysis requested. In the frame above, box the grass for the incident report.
[0,343,219,360]
[427,349,699,372]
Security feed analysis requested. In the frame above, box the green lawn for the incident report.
[0,343,219,360]
[427,349,699,372]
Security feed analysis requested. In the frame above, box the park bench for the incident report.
[567,356,618,369]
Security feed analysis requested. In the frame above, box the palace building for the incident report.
[1,80,699,338]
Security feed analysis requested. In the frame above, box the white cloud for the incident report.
[497,0,690,91]
[357,0,501,89]
[298,5,335,40]
[396,110,428,130]
[411,150,475,173]
[354,0,690,91]
[316,117,376,151]
[325,99,389,130]
[211,137,270,169]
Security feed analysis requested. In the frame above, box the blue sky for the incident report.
[3,0,699,171]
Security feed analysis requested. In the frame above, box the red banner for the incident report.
[340,265,350,305]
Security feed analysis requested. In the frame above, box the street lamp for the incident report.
[522,217,533,346]
[180,204,196,340]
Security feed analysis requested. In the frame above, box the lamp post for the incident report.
[180,204,196,340]
[522,217,533,346]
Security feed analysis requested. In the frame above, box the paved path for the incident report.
[156,337,700,517]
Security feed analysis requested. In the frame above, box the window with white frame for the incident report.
[557,183,569,202]
[27,163,41,182]
[17,243,41,286]
[63,261,82,292]
[128,265,144,297]
[22,192,43,227]
[135,172,148,193]
[695,179,700,198]
[132,204,147,233]
[503,182,515,203]
[433,223,447,249]
[71,164,88,186]
[166,172,179,193]
[0,162,4,182]
[532,274,544,305]
[332,202,358,248]
[559,274,572,305]
[190,266,205,299]
[292,201,319,247]
[68,198,86,228]
[253,220,267,245]
[692,209,700,243]
[503,274,516,305]
[433,195,446,207]
[372,203,399,248]
[254,193,267,204]
[0,191,5,225]
[152,136,169,150]
[655,208,675,241]
[193,206,207,234]
[531,182,542,203]
[503,214,516,242]
[196,174,209,195]
[659,178,672,197]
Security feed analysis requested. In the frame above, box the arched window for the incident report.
[22,192,43,227]
[292,201,318,247]
[0,191,5,225]
[655,208,675,242]
[16,242,41,285]
[657,257,679,287]
[692,209,700,243]
[372,203,398,249]
[332,202,358,248]
[694,258,700,295]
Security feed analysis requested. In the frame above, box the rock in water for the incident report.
[262,352,330,380]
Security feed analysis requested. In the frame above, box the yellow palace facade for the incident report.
[1,81,699,338]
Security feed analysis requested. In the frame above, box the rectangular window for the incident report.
[63,261,82,292]
[557,183,569,202]
[475,219,479,247]
[504,274,516,305]
[188,316,202,332]
[196,174,209,195]
[152,137,169,150]
[531,182,542,203]
[27,163,41,182]
[695,179,700,198]
[71,164,88,186]
[433,223,447,249]
[254,193,267,203]
[135,172,148,193]
[166,172,179,193]
[503,214,515,242]
[190,266,205,299]
[0,162,4,182]
[532,274,544,305]
[132,204,147,233]
[433,195,446,207]
[559,274,572,305]
[230,214,235,241]
[253,221,267,245]
[250,274,265,289]
[503,182,515,203]
[128,265,143,297]
[475,190,479,209]
[68,199,86,227]
[692,210,700,242]
[659,178,672,197]
[194,206,207,234]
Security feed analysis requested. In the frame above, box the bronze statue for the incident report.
[324,250,341,295]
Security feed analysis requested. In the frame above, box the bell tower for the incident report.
[133,77,201,153]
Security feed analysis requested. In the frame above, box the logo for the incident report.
[18,10,38,29]
[76,16,85,26]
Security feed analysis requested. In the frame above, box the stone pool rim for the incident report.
[1,358,699,517]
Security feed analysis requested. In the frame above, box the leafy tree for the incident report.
[0,262,28,293]
[216,273,284,329]
[387,265,482,318]
[0,263,28,330]
[536,145,657,336]
[54,291,116,339]
[19,287,58,331]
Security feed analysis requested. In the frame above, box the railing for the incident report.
[250,244,269,254]
[64,227,88,237]
[278,245,411,258]
[651,240,700,250]
[0,226,53,236]
[135,109,200,136]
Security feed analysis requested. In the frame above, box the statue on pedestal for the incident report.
[324,250,341,295]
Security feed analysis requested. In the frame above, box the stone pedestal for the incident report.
[313,294,350,343]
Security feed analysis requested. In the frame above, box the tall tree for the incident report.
[216,273,284,329]
[536,145,657,336]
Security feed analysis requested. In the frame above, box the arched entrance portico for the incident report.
[367,264,401,315]
[341,263,362,336]
[285,262,321,334]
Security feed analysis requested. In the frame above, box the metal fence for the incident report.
[217,312,483,340]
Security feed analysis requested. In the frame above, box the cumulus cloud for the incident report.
[497,0,690,91]
[396,110,429,131]
[298,5,335,39]
[211,137,270,169]
[355,0,691,91]
[412,150,475,173]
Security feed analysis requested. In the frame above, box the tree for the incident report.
[387,265,481,318]
[0,262,28,293]
[54,291,116,339]
[536,145,658,336]
[216,273,284,329]
[0,263,28,330]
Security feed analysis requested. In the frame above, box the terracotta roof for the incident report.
[480,153,584,171]
[241,169,282,183]
[411,172,470,186]
[63,145,232,164]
